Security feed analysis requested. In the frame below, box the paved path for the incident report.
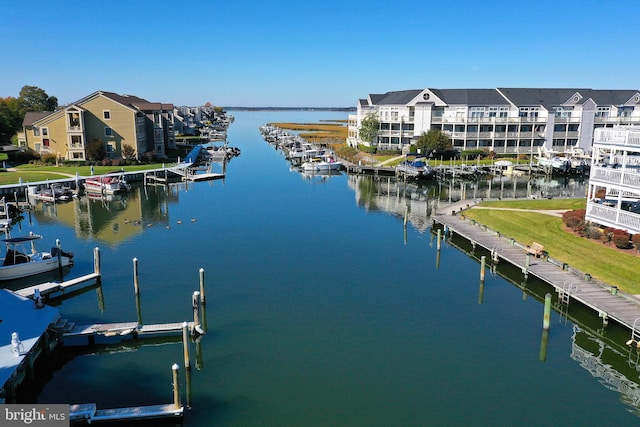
[470,206,568,217]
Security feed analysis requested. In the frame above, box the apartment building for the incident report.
[586,126,640,234]
[19,91,175,161]
[347,88,640,155]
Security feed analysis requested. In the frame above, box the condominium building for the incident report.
[586,126,640,234]
[347,88,640,155]
[19,91,175,161]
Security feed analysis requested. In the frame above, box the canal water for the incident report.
[14,111,640,425]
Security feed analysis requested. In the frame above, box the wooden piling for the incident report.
[539,330,549,362]
[94,247,102,286]
[172,364,181,410]
[56,239,63,279]
[133,258,140,296]
[403,206,408,226]
[182,322,190,369]
[436,229,441,251]
[480,256,486,282]
[199,268,206,305]
[543,293,552,331]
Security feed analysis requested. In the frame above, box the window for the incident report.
[72,152,84,159]
[595,107,610,117]
[105,127,113,137]
[71,135,82,147]
[43,139,50,147]
[33,128,40,136]
[106,143,114,153]
[103,110,111,120]
[469,107,485,118]
[42,127,48,136]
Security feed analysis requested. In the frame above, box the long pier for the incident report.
[432,199,640,332]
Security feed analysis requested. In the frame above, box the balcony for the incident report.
[590,165,640,190]
[586,203,640,234]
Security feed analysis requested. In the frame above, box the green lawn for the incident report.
[0,163,169,185]
[464,200,640,293]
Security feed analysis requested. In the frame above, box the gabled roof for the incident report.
[373,90,422,105]
[497,88,590,109]
[22,111,53,127]
[588,90,640,106]
[430,89,508,105]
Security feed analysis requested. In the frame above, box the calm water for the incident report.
[14,111,640,426]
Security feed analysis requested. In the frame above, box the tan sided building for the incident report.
[18,91,175,161]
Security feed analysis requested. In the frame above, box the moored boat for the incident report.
[84,173,130,195]
[0,234,73,281]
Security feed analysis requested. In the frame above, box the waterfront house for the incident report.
[586,125,640,234]
[347,88,640,155]
[18,91,176,161]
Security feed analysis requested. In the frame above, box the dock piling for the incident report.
[436,229,441,251]
[480,256,486,282]
[543,293,552,331]
[56,239,62,280]
[182,322,190,369]
[192,291,205,336]
[93,247,101,284]
[199,268,206,305]
[172,364,181,410]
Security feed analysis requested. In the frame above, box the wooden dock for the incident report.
[13,272,101,299]
[70,402,183,423]
[63,321,195,339]
[433,199,640,331]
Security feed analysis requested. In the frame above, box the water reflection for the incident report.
[27,183,184,245]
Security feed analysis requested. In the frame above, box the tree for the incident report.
[18,85,58,114]
[122,144,136,160]
[86,138,106,162]
[358,113,379,143]
[0,97,22,145]
[415,130,452,154]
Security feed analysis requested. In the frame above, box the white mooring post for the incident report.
[199,268,206,305]
[480,255,486,282]
[543,293,552,331]
[182,322,190,369]
[172,363,181,410]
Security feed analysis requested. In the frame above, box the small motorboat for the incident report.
[84,173,130,195]
[0,234,74,281]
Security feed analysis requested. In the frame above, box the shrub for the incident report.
[562,208,586,230]
[584,225,602,240]
[613,233,631,249]
[632,234,640,252]
[41,153,57,164]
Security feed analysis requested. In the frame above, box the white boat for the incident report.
[395,157,435,178]
[84,173,130,195]
[301,156,342,172]
[0,234,74,281]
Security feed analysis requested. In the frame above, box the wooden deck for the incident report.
[433,199,640,331]
[64,321,195,338]
[70,402,183,423]
[13,272,101,299]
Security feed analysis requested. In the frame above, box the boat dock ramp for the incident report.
[432,199,640,336]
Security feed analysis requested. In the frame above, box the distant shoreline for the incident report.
[224,107,355,112]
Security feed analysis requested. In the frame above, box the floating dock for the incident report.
[70,402,183,424]
[0,290,61,403]
[432,199,640,331]
[13,272,101,299]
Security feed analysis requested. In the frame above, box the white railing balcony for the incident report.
[590,166,640,191]
[67,125,82,132]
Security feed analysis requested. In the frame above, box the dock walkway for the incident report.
[70,402,182,423]
[433,199,640,331]
[13,272,101,299]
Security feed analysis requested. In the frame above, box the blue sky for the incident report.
[2,0,639,107]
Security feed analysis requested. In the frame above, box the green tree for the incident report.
[0,97,22,145]
[18,85,58,114]
[358,113,379,143]
[415,130,452,154]
[122,143,136,160]
[86,138,106,161]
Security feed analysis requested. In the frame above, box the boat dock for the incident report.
[13,272,102,299]
[432,199,640,332]
[70,402,183,424]
[63,320,195,339]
